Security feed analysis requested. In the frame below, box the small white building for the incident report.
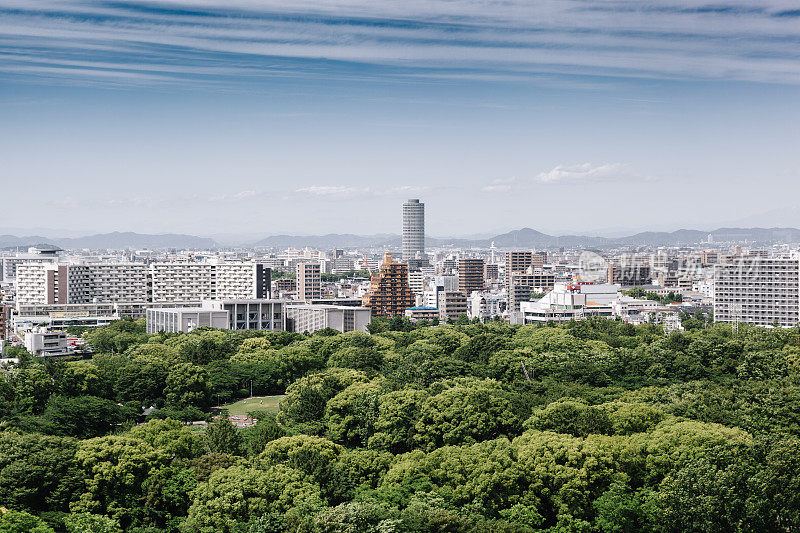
[520,282,620,324]
[24,327,69,356]
[405,306,440,322]
[611,296,660,317]
[468,291,506,320]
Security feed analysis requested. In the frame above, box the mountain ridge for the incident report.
[3,227,800,250]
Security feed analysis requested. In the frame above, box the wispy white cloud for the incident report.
[295,185,431,198]
[209,190,261,202]
[295,186,368,196]
[535,162,647,184]
[482,177,516,192]
[0,0,798,87]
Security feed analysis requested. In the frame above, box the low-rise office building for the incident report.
[203,299,285,331]
[285,304,371,333]
[146,307,230,333]
[23,327,69,356]
[404,306,440,322]
[520,283,620,323]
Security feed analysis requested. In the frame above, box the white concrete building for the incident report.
[1,248,58,282]
[15,262,53,305]
[611,296,660,317]
[16,260,271,307]
[285,304,371,334]
[24,327,69,356]
[468,291,506,320]
[402,199,425,262]
[68,263,150,303]
[203,299,285,331]
[296,262,322,301]
[146,307,230,333]
[520,283,620,323]
[714,257,800,327]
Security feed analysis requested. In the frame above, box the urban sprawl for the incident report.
[0,199,793,357]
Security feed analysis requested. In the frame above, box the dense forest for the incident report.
[2,317,800,532]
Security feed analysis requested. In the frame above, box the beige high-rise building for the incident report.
[296,262,322,301]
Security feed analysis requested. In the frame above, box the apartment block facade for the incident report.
[458,258,485,297]
[296,262,322,301]
[714,257,800,327]
[362,253,415,318]
[15,261,271,306]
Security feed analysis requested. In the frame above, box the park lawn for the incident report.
[221,395,285,416]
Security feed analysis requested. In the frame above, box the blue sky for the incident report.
[1,0,799,238]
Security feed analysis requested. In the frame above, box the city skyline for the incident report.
[1,1,799,236]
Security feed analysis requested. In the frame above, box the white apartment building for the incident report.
[150,262,213,302]
[15,260,271,307]
[68,263,150,303]
[296,262,322,301]
[215,263,272,300]
[714,257,800,327]
[407,270,426,297]
[15,262,52,305]
[1,248,58,282]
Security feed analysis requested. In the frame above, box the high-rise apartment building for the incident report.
[532,251,547,270]
[505,251,534,311]
[402,199,425,262]
[15,261,271,306]
[505,251,533,288]
[458,258,485,296]
[714,257,800,327]
[362,253,415,318]
[484,263,499,281]
[296,262,322,301]
[0,303,8,341]
[606,256,652,287]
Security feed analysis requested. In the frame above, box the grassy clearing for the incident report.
[219,395,285,416]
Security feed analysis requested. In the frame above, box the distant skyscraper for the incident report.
[402,199,425,262]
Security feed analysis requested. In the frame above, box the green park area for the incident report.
[219,395,285,416]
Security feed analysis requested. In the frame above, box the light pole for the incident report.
[250,379,253,398]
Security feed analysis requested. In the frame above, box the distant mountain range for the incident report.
[0,231,216,250]
[252,233,401,249]
[3,227,800,251]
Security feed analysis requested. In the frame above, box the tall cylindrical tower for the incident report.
[402,199,425,262]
